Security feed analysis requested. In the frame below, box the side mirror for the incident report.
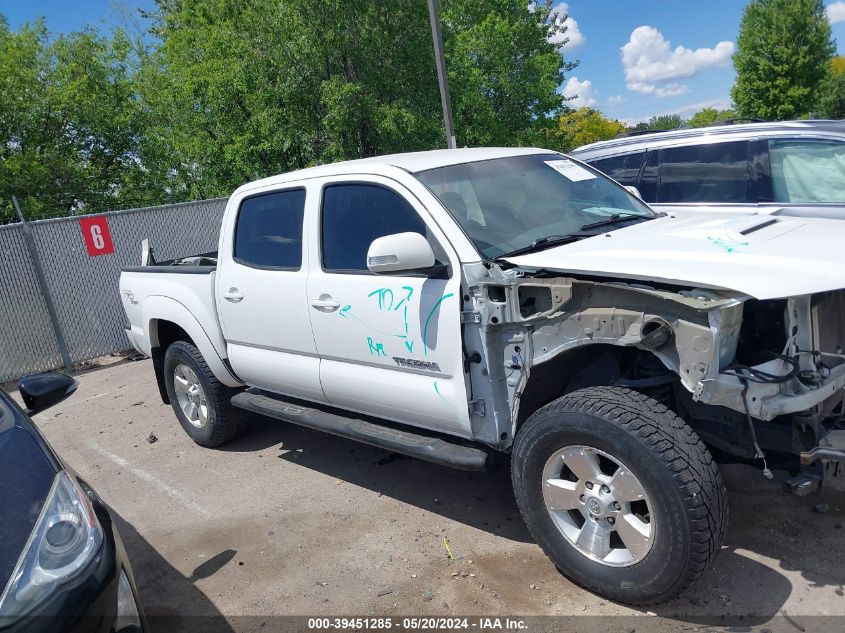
[18,372,78,415]
[625,185,643,199]
[367,232,436,275]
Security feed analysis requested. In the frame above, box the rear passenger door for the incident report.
[216,187,326,403]
[305,176,472,439]
[643,141,755,215]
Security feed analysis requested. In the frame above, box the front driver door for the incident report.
[305,176,471,439]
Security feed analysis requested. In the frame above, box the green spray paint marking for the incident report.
[707,235,748,253]
[422,293,454,356]
[404,340,414,353]
[337,305,405,337]
[394,286,414,311]
[367,337,387,356]
[368,287,394,310]
[434,380,458,411]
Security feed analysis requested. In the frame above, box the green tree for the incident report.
[687,107,737,128]
[138,0,575,197]
[547,108,624,151]
[646,114,686,130]
[816,59,845,118]
[0,17,148,221]
[732,0,834,120]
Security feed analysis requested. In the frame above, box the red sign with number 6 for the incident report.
[79,216,114,256]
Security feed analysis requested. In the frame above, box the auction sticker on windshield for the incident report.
[544,159,596,181]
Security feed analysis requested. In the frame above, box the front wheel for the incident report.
[163,341,245,447]
[511,386,728,604]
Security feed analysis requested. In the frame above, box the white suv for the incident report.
[571,120,845,220]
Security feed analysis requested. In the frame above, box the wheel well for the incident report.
[150,320,194,405]
[516,344,673,428]
[153,319,193,350]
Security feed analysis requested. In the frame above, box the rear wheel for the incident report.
[511,386,728,604]
[163,341,244,447]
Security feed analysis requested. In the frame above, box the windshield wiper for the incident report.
[579,213,653,231]
[497,234,587,258]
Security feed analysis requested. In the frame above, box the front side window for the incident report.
[769,139,845,203]
[589,152,645,187]
[234,189,305,269]
[321,183,427,272]
[657,141,749,203]
[416,154,654,259]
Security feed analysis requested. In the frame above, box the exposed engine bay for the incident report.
[460,261,845,492]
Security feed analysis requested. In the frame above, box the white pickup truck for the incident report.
[120,147,845,604]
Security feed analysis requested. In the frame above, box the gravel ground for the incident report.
[18,359,845,632]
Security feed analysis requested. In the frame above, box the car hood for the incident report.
[502,214,845,300]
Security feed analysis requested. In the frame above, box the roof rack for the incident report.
[706,117,766,127]
[619,129,667,138]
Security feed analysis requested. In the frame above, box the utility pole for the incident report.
[12,196,73,371]
[427,0,456,149]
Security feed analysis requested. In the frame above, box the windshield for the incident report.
[416,153,655,258]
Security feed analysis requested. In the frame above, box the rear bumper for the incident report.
[124,328,145,357]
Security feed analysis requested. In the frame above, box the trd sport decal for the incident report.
[392,357,441,372]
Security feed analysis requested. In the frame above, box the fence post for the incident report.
[12,196,73,372]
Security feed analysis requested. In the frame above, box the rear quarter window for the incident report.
[588,152,645,187]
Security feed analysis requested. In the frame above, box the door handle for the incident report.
[223,288,244,303]
[310,298,340,312]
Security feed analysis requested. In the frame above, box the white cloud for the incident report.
[621,26,734,96]
[563,76,598,107]
[655,84,690,97]
[607,95,626,105]
[828,2,845,23]
[628,82,690,97]
[548,3,585,51]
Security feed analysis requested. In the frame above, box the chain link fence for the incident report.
[0,198,227,382]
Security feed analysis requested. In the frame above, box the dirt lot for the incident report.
[20,359,845,631]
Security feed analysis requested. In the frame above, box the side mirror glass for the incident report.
[18,372,78,415]
[625,185,643,199]
[367,232,436,275]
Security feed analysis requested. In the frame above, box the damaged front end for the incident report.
[461,261,845,492]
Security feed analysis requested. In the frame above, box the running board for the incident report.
[230,390,489,471]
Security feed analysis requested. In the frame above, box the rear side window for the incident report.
[769,139,845,203]
[321,184,426,272]
[589,152,645,187]
[234,189,305,269]
[658,141,749,203]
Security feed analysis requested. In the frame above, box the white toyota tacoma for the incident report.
[120,148,845,604]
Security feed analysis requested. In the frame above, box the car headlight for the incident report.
[0,470,103,621]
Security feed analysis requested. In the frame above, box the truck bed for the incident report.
[119,256,228,366]
[122,251,218,274]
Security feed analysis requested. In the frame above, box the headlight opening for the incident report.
[0,470,103,620]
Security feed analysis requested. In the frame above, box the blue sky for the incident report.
[5,0,845,124]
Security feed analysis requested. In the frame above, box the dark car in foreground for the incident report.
[0,373,144,632]
[571,119,845,220]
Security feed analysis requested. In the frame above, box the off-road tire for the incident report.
[163,340,245,447]
[511,386,728,604]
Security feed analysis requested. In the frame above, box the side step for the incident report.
[230,390,489,471]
